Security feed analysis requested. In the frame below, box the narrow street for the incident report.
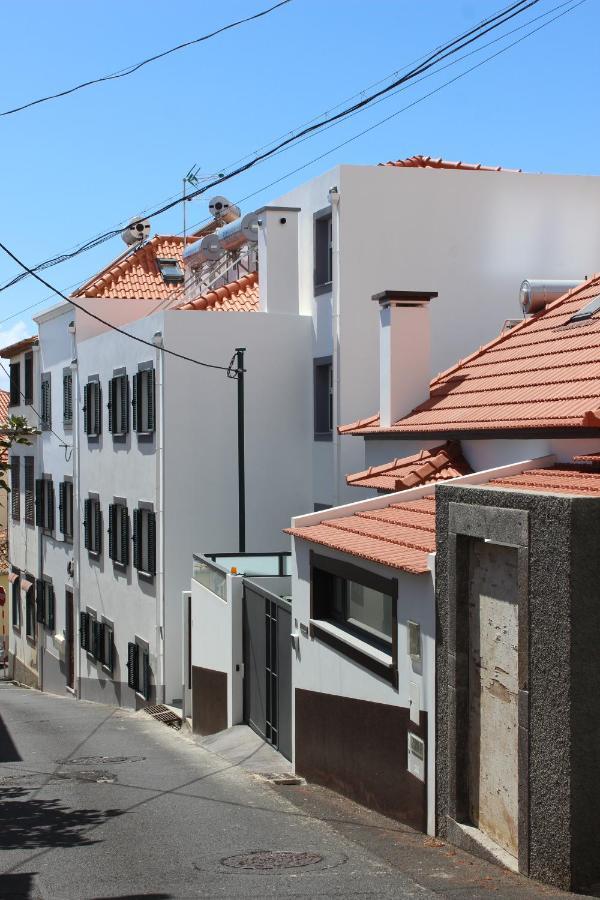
[0,684,576,900]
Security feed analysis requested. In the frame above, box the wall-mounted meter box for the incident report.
[407,732,425,782]
[407,620,421,661]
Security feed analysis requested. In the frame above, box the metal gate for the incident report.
[243,580,292,760]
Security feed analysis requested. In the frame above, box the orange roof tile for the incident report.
[347,442,471,492]
[380,155,521,173]
[488,464,600,495]
[286,497,436,574]
[178,271,259,313]
[0,336,38,359]
[572,450,600,464]
[341,275,600,436]
[0,390,9,423]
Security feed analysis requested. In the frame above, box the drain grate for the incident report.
[143,705,182,730]
[221,850,323,871]
[57,755,145,766]
[0,769,116,786]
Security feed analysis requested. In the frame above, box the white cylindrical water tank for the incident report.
[208,196,241,224]
[218,213,259,252]
[519,279,582,315]
[183,233,223,267]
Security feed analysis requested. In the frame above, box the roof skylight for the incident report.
[156,258,184,284]
[568,294,600,324]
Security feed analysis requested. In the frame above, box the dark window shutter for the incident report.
[121,376,129,434]
[47,585,55,631]
[36,581,44,623]
[93,501,102,553]
[146,371,155,432]
[83,498,91,549]
[91,620,99,659]
[96,622,105,663]
[106,629,114,672]
[24,355,33,404]
[9,362,20,406]
[147,511,156,576]
[132,373,140,431]
[94,383,101,435]
[142,649,150,700]
[11,457,20,521]
[108,504,115,560]
[132,509,142,569]
[127,642,138,690]
[35,479,43,526]
[47,481,55,531]
[63,373,72,422]
[80,611,89,650]
[58,482,65,534]
[12,582,19,628]
[120,508,129,566]
[108,378,114,433]
[83,383,90,434]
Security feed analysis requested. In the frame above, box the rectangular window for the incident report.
[35,477,55,532]
[11,570,20,629]
[79,611,114,672]
[83,380,102,437]
[40,372,51,429]
[59,480,74,541]
[10,456,20,521]
[24,353,33,404]
[127,640,150,698]
[24,457,35,525]
[310,552,398,685]
[156,257,184,284]
[36,580,55,631]
[9,362,20,407]
[25,580,35,641]
[108,502,129,566]
[83,497,102,555]
[314,357,333,438]
[132,507,156,576]
[98,621,114,672]
[314,211,333,290]
[108,373,129,436]
[132,369,155,435]
[63,370,73,426]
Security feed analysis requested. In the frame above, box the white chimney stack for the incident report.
[256,206,300,314]
[373,289,438,428]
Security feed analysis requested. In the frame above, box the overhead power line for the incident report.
[0,0,293,118]
[0,0,546,293]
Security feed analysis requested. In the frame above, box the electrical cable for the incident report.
[0,0,547,293]
[0,0,293,118]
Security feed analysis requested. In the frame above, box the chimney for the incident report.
[256,206,301,314]
[373,290,438,428]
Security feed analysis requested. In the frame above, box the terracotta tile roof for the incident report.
[488,464,600,495]
[341,275,600,436]
[0,390,9,423]
[346,442,471,492]
[572,450,600,464]
[178,271,259,312]
[0,336,38,359]
[286,496,436,574]
[380,155,521,173]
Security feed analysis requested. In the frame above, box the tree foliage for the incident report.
[0,415,37,497]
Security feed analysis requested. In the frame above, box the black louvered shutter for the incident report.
[96,622,105,663]
[120,508,129,566]
[132,508,142,569]
[47,481,55,531]
[146,371,155,432]
[83,498,91,549]
[47,585,55,631]
[132,373,140,431]
[35,479,43,526]
[147,511,156,576]
[63,373,72,422]
[108,504,115,560]
[80,611,89,650]
[9,362,20,406]
[93,501,102,553]
[58,482,65,534]
[108,378,114,433]
[106,630,114,672]
[142,649,150,700]
[94,383,101,435]
[120,375,129,434]
[91,620,99,659]
[36,580,44,623]
[83,383,90,434]
[127,642,138,690]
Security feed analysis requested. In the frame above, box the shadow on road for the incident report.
[0,712,21,763]
[0,873,37,898]
[0,786,123,850]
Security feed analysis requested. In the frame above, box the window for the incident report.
[80,611,113,671]
[24,579,35,641]
[132,368,155,435]
[310,552,398,685]
[63,370,73,426]
[24,353,33,404]
[59,479,74,541]
[10,456,20,521]
[314,211,333,290]
[83,497,102,555]
[314,357,333,439]
[83,379,102,437]
[40,372,51,429]
[9,361,20,407]
[132,507,156,576]
[24,457,35,525]
[108,501,129,566]
[127,640,150,698]
[36,580,55,631]
[35,477,55,532]
[156,257,184,284]
[108,373,129,436]
[568,294,600,324]
[10,570,20,629]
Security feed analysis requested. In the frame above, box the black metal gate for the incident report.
[243,580,292,761]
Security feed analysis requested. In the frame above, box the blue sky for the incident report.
[0,0,598,370]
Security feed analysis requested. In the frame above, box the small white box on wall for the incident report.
[407,732,425,782]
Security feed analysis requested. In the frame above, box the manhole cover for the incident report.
[56,755,145,766]
[221,850,323,871]
[0,769,117,786]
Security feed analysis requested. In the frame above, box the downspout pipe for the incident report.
[329,186,342,505]
[153,331,165,703]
